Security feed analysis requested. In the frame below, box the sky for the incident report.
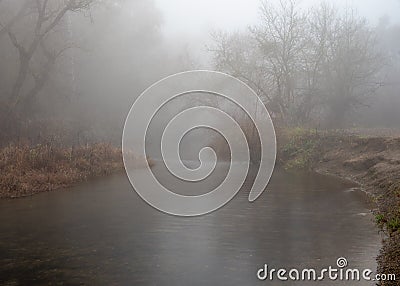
[154,0,400,65]
[155,0,400,36]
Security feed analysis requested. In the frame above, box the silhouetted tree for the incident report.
[210,1,384,128]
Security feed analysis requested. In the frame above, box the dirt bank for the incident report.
[278,128,400,285]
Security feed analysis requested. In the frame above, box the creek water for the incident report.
[0,166,380,285]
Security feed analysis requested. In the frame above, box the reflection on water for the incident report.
[0,168,380,285]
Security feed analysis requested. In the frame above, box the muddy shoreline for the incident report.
[278,128,400,285]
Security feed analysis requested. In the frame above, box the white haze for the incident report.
[155,0,400,66]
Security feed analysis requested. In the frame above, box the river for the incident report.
[0,167,380,285]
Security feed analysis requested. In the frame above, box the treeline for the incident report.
[1,0,399,148]
[210,1,400,128]
[0,0,95,146]
[0,0,176,195]
[0,0,189,147]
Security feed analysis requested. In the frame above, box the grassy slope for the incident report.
[278,128,400,286]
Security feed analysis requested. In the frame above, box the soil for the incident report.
[278,130,400,286]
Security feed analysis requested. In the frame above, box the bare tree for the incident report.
[1,0,93,110]
[210,31,273,105]
[209,0,384,128]
[211,0,307,124]
[320,8,384,127]
[294,3,335,123]
[252,0,307,123]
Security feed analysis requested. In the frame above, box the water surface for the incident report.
[0,167,380,285]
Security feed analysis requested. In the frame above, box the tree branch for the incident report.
[0,0,29,38]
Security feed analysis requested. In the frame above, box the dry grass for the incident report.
[0,143,124,198]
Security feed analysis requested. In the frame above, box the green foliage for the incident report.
[375,213,385,225]
[387,217,400,234]
[279,128,321,170]
[376,213,400,234]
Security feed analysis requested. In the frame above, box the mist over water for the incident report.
[0,0,399,146]
[0,169,380,285]
[0,0,398,284]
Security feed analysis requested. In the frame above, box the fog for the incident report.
[1,2,399,283]
[0,0,399,147]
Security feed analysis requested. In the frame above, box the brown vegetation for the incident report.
[0,143,123,199]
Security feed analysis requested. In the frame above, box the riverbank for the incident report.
[0,143,124,199]
[278,128,400,285]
